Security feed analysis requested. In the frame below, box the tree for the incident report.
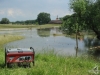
[84,0,100,40]
[25,20,36,25]
[37,12,51,25]
[13,20,37,25]
[69,0,100,40]
[70,0,87,32]
[62,15,77,34]
[1,18,10,24]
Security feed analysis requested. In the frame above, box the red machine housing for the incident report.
[5,47,35,68]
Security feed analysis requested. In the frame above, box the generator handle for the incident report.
[30,47,34,52]
[30,47,35,66]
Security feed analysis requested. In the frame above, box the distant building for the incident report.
[48,16,62,24]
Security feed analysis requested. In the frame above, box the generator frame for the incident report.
[5,47,35,68]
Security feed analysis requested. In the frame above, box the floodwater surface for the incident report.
[1,28,100,56]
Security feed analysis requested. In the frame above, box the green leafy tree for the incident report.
[68,0,100,40]
[70,0,87,32]
[84,0,100,39]
[62,15,76,34]
[62,0,87,34]
[1,18,10,24]
[37,12,51,25]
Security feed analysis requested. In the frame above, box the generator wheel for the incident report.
[25,62,30,67]
[33,61,35,66]
[7,63,8,68]
[28,63,31,67]
[7,63,11,68]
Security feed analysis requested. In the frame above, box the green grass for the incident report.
[0,35,24,46]
[0,24,61,29]
[0,50,100,75]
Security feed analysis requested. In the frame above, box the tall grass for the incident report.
[0,35,24,46]
[0,50,100,75]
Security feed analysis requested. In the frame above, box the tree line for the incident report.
[0,12,51,25]
[62,0,100,40]
[12,20,37,25]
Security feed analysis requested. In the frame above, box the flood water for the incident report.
[1,27,100,56]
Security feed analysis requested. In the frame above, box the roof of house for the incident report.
[48,20,62,24]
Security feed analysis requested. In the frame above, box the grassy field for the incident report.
[0,24,61,29]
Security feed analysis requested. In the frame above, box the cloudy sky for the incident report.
[0,0,73,22]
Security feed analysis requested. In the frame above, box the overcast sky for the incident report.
[0,0,73,22]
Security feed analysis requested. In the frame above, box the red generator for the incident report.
[5,47,35,68]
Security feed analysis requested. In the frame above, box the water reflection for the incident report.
[84,36,100,49]
[37,28,50,37]
[83,36,100,59]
